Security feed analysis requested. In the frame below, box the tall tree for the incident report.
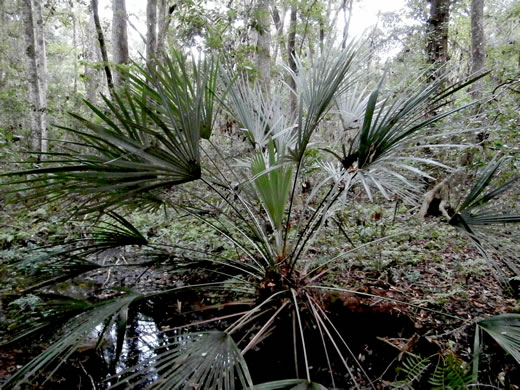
[21,0,48,158]
[112,0,129,88]
[287,5,298,116]
[91,0,114,93]
[254,0,271,92]
[426,0,450,65]
[157,0,175,55]
[470,0,485,98]
[84,11,101,104]
[146,0,157,66]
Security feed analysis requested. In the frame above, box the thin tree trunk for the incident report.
[112,0,129,88]
[271,5,285,64]
[146,0,157,66]
[85,12,100,104]
[22,0,46,158]
[91,0,114,93]
[470,0,485,98]
[254,0,271,92]
[288,5,298,117]
[342,0,353,48]
[70,0,79,108]
[157,0,175,55]
[33,0,48,156]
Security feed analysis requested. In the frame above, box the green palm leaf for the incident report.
[2,291,141,389]
[477,314,520,364]
[251,140,293,253]
[254,380,328,390]
[288,43,359,161]
[2,51,217,212]
[330,71,489,200]
[110,331,253,390]
[449,157,519,233]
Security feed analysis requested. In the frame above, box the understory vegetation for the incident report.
[1,41,520,390]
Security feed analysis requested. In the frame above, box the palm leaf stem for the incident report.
[242,300,290,355]
[307,286,465,321]
[282,159,304,257]
[291,289,311,382]
[306,293,362,389]
[226,290,290,334]
[288,184,345,276]
[201,144,274,257]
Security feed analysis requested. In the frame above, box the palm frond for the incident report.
[449,157,519,250]
[2,51,217,212]
[109,331,253,390]
[9,254,101,292]
[251,141,293,251]
[477,314,520,364]
[327,71,488,201]
[2,291,141,389]
[1,293,91,346]
[287,43,359,161]
[254,380,327,390]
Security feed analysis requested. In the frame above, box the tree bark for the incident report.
[254,0,271,92]
[146,0,157,66]
[32,0,48,156]
[85,11,101,104]
[470,0,485,98]
[271,5,285,64]
[91,0,114,93]
[112,0,129,88]
[287,5,298,117]
[22,0,47,158]
[426,0,450,65]
[157,0,175,55]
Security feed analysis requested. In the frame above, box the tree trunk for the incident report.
[32,0,48,156]
[22,0,47,158]
[254,0,271,92]
[271,5,285,64]
[85,11,101,104]
[157,0,175,55]
[470,0,485,98]
[112,0,129,88]
[287,5,298,117]
[146,0,157,66]
[91,0,114,93]
[426,0,450,65]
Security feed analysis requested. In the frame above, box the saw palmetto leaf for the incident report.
[2,51,217,212]
[2,291,141,389]
[477,314,520,364]
[10,254,101,292]
[329,71,489,201]
[110,331,253,390]
[287,42,359,161]
[449,157,520,239]
[0,293,91,346]
[251,140,293,246]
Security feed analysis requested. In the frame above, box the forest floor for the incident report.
[1,199,519,388]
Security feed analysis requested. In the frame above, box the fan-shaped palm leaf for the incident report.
[2,290,141,389]
[251,140,293,253]
[328,71,489,200]
[109,331,253,390]
[449,157,519,250]
[2,51,217,212]
[477,314,520,364]
[287,43,359,161]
